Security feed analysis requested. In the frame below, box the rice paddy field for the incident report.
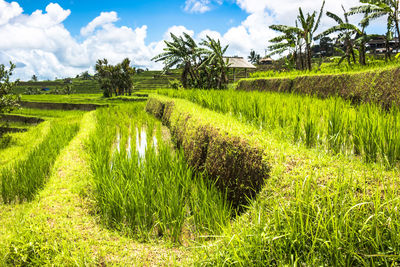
[2,76,400,265]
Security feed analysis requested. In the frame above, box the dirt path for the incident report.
[0,112,190,266]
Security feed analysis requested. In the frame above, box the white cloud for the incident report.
[80,11,119,36]
[184,0,223,14]
[0,0,22,25]
[0,0,388,80]
[184,0,211,13]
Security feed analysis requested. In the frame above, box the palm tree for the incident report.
[349,0,400,51]
[316,7,369,65]
[269,1,325,71]
[248,50,261,64]
[200,36,230,89]
[297,0,326,70]
[152,33,204,88]
[268,24,304,69]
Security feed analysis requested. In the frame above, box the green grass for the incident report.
[0,121,50,166]
[249,59,400,79]
[89,104,231,243]
[158,89,400,168]
[1,118,80,203]
[148,95,400,265]
[19,93,147,104]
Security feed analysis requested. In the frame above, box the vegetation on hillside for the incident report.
[95,58,136,97]
[152,33,230,89]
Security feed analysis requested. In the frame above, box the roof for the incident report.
[260,57,273,62]
[224,57,256,69]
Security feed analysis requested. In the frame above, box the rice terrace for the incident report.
[2,0,400,265]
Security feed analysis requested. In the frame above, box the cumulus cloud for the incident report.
[0,0,22,25]
[80,11,118,36]
[0,0,387,80]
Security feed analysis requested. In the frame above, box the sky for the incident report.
[0,0,388,80]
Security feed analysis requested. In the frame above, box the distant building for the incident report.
[367,36,399,54]
[259,57,274,65]
[223,57,256,81]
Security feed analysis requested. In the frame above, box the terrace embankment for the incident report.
[19,101,107,111]
[1,114,44,124]
[146,97,269,207]
[237,67,400,108]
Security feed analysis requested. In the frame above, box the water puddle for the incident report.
[111,127,158,169]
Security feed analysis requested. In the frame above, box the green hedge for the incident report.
[146,98,269,207]
[237,67,400,108]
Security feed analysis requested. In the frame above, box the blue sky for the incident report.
[0,0,388,80]
[16,0,247,42]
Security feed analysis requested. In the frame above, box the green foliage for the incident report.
[169,79,183,90]
[0,62,19,116]
[89,104,231,243]
[152,33,229,89]
[0,120,79,203]
[95,58,136,97]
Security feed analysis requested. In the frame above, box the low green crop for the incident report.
[1,120,79,203]
[89,104,231,243]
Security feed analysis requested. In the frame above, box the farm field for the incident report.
[1,85,400,265]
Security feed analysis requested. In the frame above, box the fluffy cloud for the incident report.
[80,11,118,36]
[0,0,22,25]
[0,0,387,80]
[0,1,164,80]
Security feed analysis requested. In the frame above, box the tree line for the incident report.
[268,0,400,70]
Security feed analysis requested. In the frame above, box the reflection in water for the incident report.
[111,127,158,169]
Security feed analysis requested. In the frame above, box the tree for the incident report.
[0,62,19,135]
[152,33,230,89]
[349,0,400,51]
[269,1,325,71]
[31,75,38,82]
[95,58,135,97]
[200,36,230,89]
[297,1,326,70]
[152,33,205,88]
[248,50,261,64]
[268,24,304,69]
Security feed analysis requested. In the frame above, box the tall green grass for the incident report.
[0,121,79,203]
[250,60,400,79]
[200,169,400,265]
[158,89,400,168]
[89,104,231,243]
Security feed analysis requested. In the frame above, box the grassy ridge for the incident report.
[238,66,400,108]
[89,104,231,243]
[149,95,400,265]
[1,119,80,203]
[158,89,400,168]
[146,98,269,207]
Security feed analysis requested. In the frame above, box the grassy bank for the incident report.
[238,66,400,108]
[148,94,400,265]
[158,89,400,168]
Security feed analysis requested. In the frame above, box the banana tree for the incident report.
[349,0,400,51]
